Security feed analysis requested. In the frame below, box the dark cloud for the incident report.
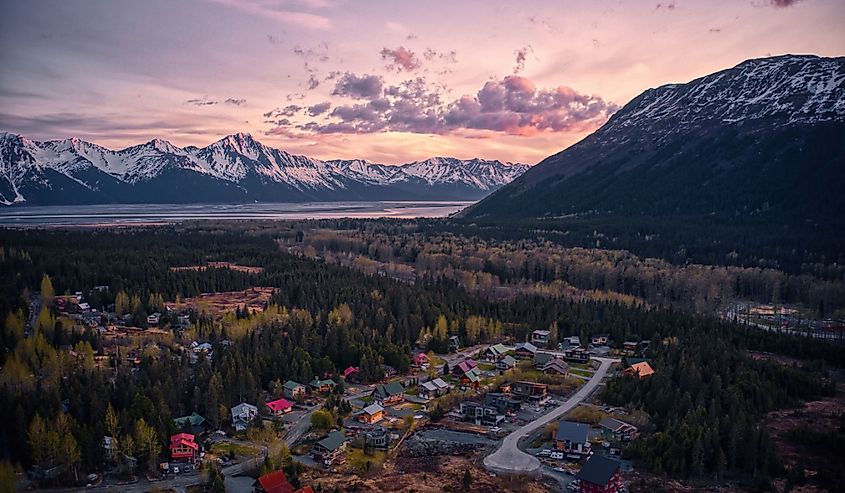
[307,75,320,90]
[423,48,458,64]
[380,46,421,72]
[513,45,533,74]
[654,2,676,11]
[765,0,803,7]
[186,96,217,106]
[331,72,384,99]
[224,98,247,106]
[307,101,331,116]
[270,73,617,137]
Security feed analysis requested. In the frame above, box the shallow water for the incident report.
[0,201,473,226]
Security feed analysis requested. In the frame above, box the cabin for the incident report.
[624,361,654,379]
[380,364,398,380]
[283,380,307,400]
[554,420,591,457]
[590,333,610,346]
[372,381,405,406]
[230,402,258,431]
[309,377,336,393]
[256,470,314,493]
[622,341,639,354]
[358,403,385,424]
[577,454,623,493]
[363,427,393,449]
[531,329,551,346]
[418,378,450,399]
[460,367,483,389]
[541,358,570,376]
[411,352,429,369]
[566,335,581,348]
[495,355,517,371]
[514,342,538,359]
[311,430,346,464]
[511,381,548,402]
[484,343,509,361]
[266,398,293,416]
[173,412,207,435]
[459,401,504,426]
[449,335,461,351]
[169,433,198,462]
[342,366,359,380]
[598,417,639,441]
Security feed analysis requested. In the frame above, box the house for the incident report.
[484,343,509,361]
[363,427,393,449]
[188,341,213,364]
[147,312,161,326]
[622,341,639,353]
[173,412,207,435]
[449,335,461,351]
[411,352,429,368]
[511,381,548,402]
[514,342,538,359]
[564,348,591,364]
[459,401,504,426]
[460,367,483,389]
[531,329,551,346]
[283,380,307,400]
[169,433,198,462]
[256,470,294,493]
[566,335,581,348]
[342,366,359,380]
[541,358,570,376]
[590,333,610,346]
[534,351,555,368]
[372,381,405,406]
[453,358,478,376]
[309,377,336,393]
[418,378,450,399]
[266,398,294,416]
[598,417,639,441]
[380,364,398,379]
[495,355,517,371]
[230,402,258,431]
[358,403,385,424]
[484,392,522,414]
[554,421,591,457]
[103,435,116,461]
[577,454,623,493]
[311,430,346,464]
[624,361,654,379]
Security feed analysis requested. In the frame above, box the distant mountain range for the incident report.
[462,55,845,225]
[0,132,529,205]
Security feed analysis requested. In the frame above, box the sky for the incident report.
[1,0,843,165]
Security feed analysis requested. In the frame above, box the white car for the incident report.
[537,449,552,457]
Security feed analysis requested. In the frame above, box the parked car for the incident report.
[550,451,564,460]
[537,449,552,457]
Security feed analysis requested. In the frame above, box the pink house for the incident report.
[412,353,429,368]
[266,398,293,416]
[342,366,359,379]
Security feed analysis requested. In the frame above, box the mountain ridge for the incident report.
[461,54,845,224]
[0,132,529,205]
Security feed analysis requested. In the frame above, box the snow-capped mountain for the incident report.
[464,54,845,221]
[0,132,528,205]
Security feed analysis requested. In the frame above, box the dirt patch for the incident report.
[747,350,806,368]
[170,261,264,274]
[302,453,553,493]
[166,287,275,314]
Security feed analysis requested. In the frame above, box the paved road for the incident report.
[482,357,618,476]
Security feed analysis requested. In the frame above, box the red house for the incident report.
[411,352,429,368]
[266,398,293,416]
[169,433,198,462]
[256,470,295,493]
[577,455,623,493]
[342,366,359,380]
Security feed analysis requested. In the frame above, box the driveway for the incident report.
[482,357,618,476]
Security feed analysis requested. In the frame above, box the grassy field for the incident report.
[570,368,593,378]
[210,441,260,458]
[346,448,388,474]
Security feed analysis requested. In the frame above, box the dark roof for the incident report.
[534,352,554,366]
[577,454,621,485]
[555,420,589,443]
[375,381,404,398]
[315,430,346,452]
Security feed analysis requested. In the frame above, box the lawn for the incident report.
[570,368,593,378]
[405,386,420,396]
[210,441,260,458]
[346,448,387,474]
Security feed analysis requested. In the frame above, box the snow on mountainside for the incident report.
[0,131,528,205]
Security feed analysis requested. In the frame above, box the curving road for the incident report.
[483,357,618,476]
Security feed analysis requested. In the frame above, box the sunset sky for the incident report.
[1,0,843,164]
